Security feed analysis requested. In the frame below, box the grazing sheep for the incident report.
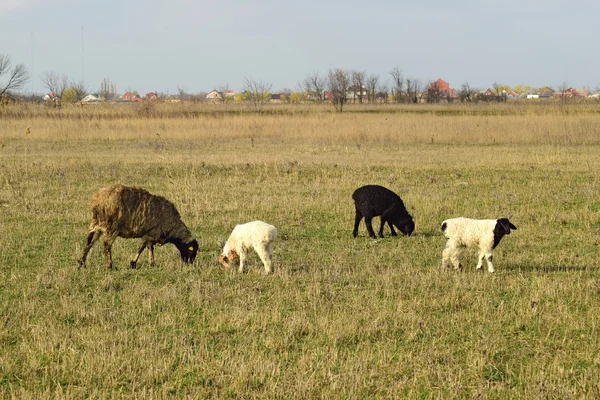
[219,221,277,274]
[441,217,517,273]
[352,184,415,239]
[78,184,199,269]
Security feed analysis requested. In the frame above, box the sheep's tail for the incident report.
[441,222,447,233]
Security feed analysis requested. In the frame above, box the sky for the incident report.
[1,0,599,95]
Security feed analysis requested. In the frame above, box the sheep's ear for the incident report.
[498,218,516,233]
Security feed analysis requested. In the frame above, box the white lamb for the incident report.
[219,221,278,274]
[441,217,517,273]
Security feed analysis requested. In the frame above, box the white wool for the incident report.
[221,220,278,274]
[441,217,500,273]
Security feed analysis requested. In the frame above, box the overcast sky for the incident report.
[1,0,598,95]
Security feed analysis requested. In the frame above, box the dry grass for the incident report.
[1,102,600,398]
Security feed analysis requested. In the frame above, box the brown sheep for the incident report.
[78,184,199,269]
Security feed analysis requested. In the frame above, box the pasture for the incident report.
[1,102,600,398]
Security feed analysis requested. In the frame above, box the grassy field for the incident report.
[1,102,600,398]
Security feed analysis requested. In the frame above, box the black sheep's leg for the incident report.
[380,208,397,237]
[378,216,386,238]
[388,221,398,236]
[353,209,363,238]
[364,216,377,239]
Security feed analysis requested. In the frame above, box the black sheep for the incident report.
[352,185,415,239]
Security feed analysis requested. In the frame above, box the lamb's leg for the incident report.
[238,251,246,273]
[476,251,485,271]
[256,244,273,274]
[485,252,495,273]
[78,229,102,268]
[442,242,461,271]
[441,245,452,269]
[353,209,363,237]
[130,240,149,269]
[364,216,377,239]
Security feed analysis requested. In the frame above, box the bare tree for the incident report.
[405,77,422,104]
[556,81,569,103]
[426,80,444,103]
[218,83,233,105]
[492,82,507,103]
[377,81,390,103]
[458,82,477,103]
[350,70,366,104]
[326,68,350,112]
[243,77,272,112]
[389,67,404,103]
[303,71,326,102]
[177,86,188,101]
[40,71,68,97]
[366,74,379,103]
[70,80,89,102]
[0,54,29,99]
[99,77,117,101]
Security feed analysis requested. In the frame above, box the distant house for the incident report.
[346,85,367,102]
[43,93,60,103]
[427,79,457,100]
[82,93,101,103]
[554,88,587,99]
[121,91,143,102]
[270,93,288,103]
[206,90,222,101]
[145,91,158,101]
[223,89,235,97]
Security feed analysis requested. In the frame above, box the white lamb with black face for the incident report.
[441,217,517,273]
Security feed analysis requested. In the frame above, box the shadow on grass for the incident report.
[503,264,591,273]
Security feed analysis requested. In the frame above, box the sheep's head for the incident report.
[493,218,517,249]
[174,239,199,264]
[219,250,237,270]
[496,218,517,235]
[396,217,415,237]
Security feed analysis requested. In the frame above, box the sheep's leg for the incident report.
[103,233,118,269]
[380,210,397,237]
[442,242,461,271]
[78,229,102,268]
[387,221,398,237]
[484,252,495,273]
[238,250,246,273]
[378,217,386,238]
[364,216,377,239]
[130,240,149,269]
[476,252,485,271]
[256,244,273,274]
[148,243,156,267]
[353,209,363,237]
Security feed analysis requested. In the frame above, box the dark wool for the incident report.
[78,184,198,269]
[352,184,415,239]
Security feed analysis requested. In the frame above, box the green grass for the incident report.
[1,106,600,398]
